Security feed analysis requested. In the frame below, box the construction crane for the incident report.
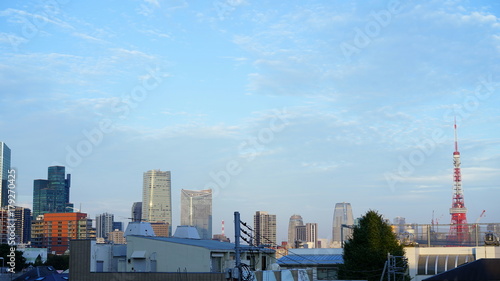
[470,210,486,239]
[476,210,486,224]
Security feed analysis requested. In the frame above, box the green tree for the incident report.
[34,254,43,266]
[338,210,410,281]
[44,254,70,270]
[0,244,27,272]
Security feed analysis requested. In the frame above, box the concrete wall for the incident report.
[19,248,48,264]
[405,246,500,281]
[126,236,231,272]
[70,239,311,281]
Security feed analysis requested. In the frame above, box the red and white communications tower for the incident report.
[449,120,468,242]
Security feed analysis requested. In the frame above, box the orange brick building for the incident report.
[42,212,94,254]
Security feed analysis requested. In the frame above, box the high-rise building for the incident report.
[42,212,94,254]
[142,170,172,234]
[254,211,276,247]
[131,202,142,222]
[295,225,306,247]
[96,212,114,240]
[113,221,123,232]
[0,142,11,208]
[332,202,354,246]
[0,208,8,244]
[180,189,212,239]
[287,214,304,248]
[14,206,31,244]
[393,216,406,234]
[32,166,72,218]
[306,222,318,248]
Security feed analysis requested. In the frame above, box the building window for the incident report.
[317,267,338,280]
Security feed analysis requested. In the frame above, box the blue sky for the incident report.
[1,0,500,242]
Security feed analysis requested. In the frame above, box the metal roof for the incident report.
[130,236,274,253]
[12,266,69,281]
[277,254,343,265]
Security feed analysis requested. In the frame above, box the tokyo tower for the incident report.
[448,120,468,242]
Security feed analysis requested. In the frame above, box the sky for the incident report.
[1,0,500,243]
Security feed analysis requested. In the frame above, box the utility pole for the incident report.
[234,211,241,281]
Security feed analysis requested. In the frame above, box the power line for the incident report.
[238,218,323,267]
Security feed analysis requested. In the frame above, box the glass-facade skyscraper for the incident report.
[142,170,172,234]
[332,202,354,246]
[32,166,72,219]
[0,142,11,208]
[131,202,142,222]
[287,214,304,248]
[180,189,212,239]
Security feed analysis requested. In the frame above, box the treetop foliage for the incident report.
[338,210,409,281]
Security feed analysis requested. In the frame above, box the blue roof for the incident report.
[277,254,343,265]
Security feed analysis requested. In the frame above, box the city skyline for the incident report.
[2,1,500,242]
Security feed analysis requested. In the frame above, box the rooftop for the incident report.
[129,235,275,253]
[277,254,344,266]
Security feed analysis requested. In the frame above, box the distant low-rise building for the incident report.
[212,234,230,242]
[150,222,169,237]
[108,229,126,244]
[278,248,343,280]
[31,215,44,247]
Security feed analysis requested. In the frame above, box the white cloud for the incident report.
[71,32,108,44]
[460,11,499,25]
[0,8,73,30]
[110,48,156,60]
[0,32,28,47]
[144,0,161,8]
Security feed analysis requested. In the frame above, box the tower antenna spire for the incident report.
[449,120,468,243]
[454,117,458,153]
